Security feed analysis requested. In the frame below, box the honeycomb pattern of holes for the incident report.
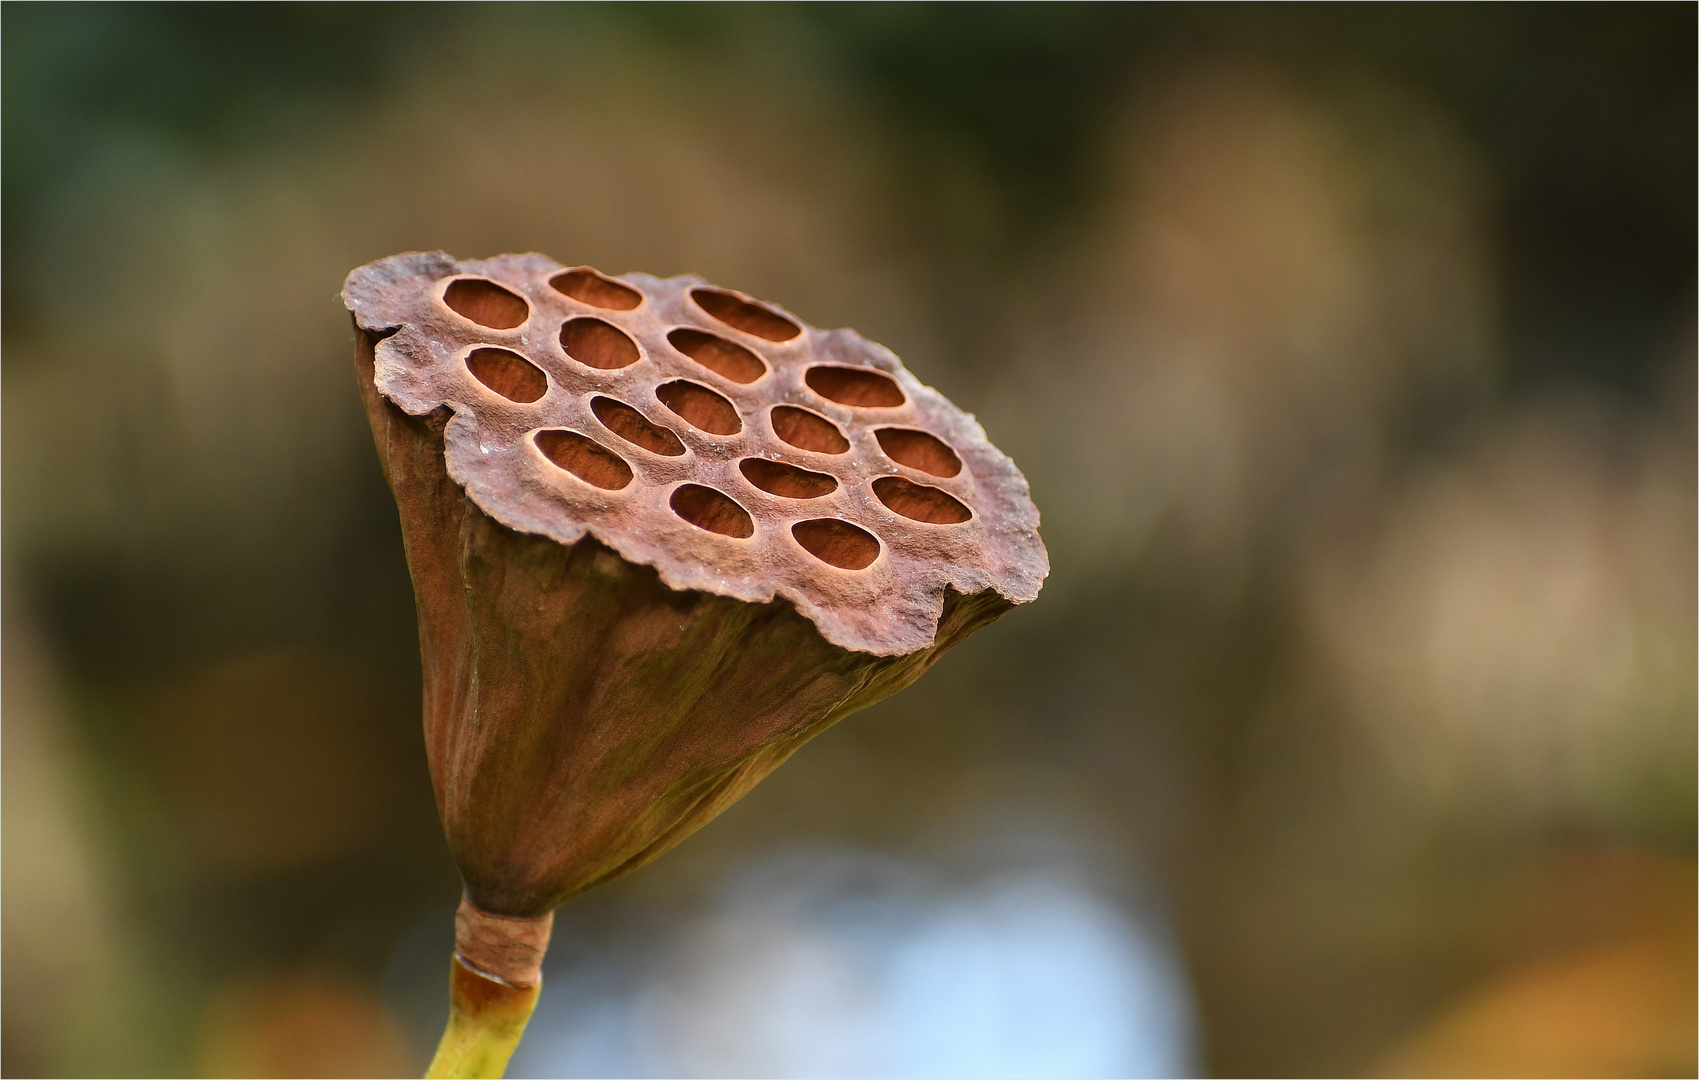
[690,287,800,342]
[739,458,839,500]
[561,317,641,370]
[590,396,686,457]
[534,430,634,490]
[443,277,529,329]
[667,328,768,384]
[770,405,850,455]
[872,475,972,524]
[549,267,641,311]
[792,518,880,570]
[874,427,963,478]
[466,347,548,403]
[805,364,906,408]
[670,484,755,538]
[656,379,742,436]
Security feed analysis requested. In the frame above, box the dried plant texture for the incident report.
[345,251,1044,655]
[344,252,1046,917]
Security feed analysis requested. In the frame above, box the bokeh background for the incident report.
[4,4,1694,1077]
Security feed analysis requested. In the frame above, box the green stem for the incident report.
[424,956,540,1079]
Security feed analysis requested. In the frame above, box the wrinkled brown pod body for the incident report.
[345,252,1047,921]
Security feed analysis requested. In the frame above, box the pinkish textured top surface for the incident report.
[343,251,1046,655]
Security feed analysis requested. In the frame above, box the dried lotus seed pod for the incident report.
[342,251,1047,1078]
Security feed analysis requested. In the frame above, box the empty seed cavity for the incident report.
[670,484,754,537]
[657,380,741,436]
[691,288,800,342]
[792,519,880,570]
[444,277,529,329]
[549,267,641,310]
[591,396,685,456]
[466,347,548,403]
[561,317,640,370]
[535,430,633,490]
[806,365,905,408]
[874,427,962,477]
[668,328,767,384]
[873,476,971,524]
[770,406,850,455]
[740,458,838,499]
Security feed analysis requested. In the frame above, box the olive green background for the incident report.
[4,4,1693,1076]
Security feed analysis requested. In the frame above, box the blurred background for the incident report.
[3,4,1693,1077]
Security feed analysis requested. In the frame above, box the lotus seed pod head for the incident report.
[344,251,1047,926]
